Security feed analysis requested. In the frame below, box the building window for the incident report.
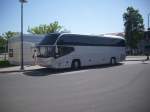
[9,49,13,57]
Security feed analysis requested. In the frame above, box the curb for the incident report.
[0,69,33,73]
[125,59,150,61]
[0,65,44,74]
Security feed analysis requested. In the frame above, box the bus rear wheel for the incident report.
[71,60,81,69]
[110,57,116,65]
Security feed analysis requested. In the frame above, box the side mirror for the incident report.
[55,46,58,54]
[55,46,59,58]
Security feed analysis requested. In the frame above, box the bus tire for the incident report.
[71,60,81,69]
[110,57,116,65]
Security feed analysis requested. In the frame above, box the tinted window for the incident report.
[57,34,125,47]
[115,39,126,46]
[57,34,99,46]
[39,33,60,45]
[56,46,74,58]
[58,34,84,45]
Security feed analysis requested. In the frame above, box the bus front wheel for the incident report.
[71,60,81,69]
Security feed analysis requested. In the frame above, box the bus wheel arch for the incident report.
[71,59,81,69]
[110,57,117,65]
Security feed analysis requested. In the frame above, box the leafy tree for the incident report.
[60,28,71,33]
[28,21,65,34]
[0,37,6,53]
[2,31,19,40]
[0,31,18,54]
[123,7,144,48]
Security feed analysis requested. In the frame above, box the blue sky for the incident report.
[0,0,150,35]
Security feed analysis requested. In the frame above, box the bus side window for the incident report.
[57,46,74,57]
[57,39,64,45]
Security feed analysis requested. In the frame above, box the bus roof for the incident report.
[102,34,125,40]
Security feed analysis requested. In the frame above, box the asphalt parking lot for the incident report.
[0,57,150,112]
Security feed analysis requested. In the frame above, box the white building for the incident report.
[8,34,44,65]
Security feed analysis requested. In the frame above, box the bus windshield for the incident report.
[37,33,60,58]
[37,45,55,58]
[39,33,60,45]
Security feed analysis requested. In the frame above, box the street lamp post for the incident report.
[19,0,27,70]
[146,13,150,60]
[148,13,150,30]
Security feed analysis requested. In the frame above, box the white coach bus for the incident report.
[36,33,126,69]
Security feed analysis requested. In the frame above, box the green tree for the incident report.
[0,36,6,53]
[123,7,144,48]
[2,31,19,40]
[0,31,18,56]
[27,21,64,34]
[0,31,18,51]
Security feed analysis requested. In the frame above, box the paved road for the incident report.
[0,60,150,112]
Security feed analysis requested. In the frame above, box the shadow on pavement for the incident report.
[23,63,123,77]
[141,61,149,64]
